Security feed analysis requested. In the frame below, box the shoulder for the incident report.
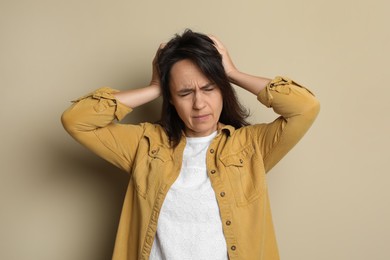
[219,125,254,150]
[221,124,270,150]
[226,124,261,141]
[142,123,170,147]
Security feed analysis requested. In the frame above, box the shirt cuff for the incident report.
[72,87,132,121]
[257,76,315,108]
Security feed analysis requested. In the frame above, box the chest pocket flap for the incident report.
[132,135,172,198]
[220,146,261,206]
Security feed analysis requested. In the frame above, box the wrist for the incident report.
[226,69,241,84]
[148,83,162,97]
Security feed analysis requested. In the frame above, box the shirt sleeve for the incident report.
[253,76,320,173]
[61,87,144,173]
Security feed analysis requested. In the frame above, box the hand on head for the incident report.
[150,43,166,88]
[208,35,238,77]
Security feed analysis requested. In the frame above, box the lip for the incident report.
[192,114,210,120]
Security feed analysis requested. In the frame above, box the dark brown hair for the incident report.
[158,29,249,146]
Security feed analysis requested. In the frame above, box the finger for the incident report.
[159,43,167,49]
[153,43,166,62]
[208,35,219,46]
[207,35,226,52]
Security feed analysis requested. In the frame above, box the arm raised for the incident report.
[113,45,163,108]
[209,35,271,95]
[61,45,165,173]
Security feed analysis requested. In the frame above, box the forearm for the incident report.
[208,36,271,95]
[62,84,161,135]
[113,84,161,109]
[254,77,320,172]
[61,87,143,173]
[228,70,272,95]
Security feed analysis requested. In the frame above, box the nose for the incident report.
[193,91,205,110]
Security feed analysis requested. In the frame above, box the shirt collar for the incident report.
[179,122,235,139]
[217,123,235,136]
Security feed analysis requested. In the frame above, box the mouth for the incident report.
[193,114,210,120]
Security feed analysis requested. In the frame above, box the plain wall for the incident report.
[1,0,389,259]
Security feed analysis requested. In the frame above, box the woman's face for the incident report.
[169,59,223,137]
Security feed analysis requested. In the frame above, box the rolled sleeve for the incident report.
[71,87,132,121]
[254,76,320,172]
[257,76,319,118]
[61,87,138,173]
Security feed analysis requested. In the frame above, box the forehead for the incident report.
[169,59,209,88]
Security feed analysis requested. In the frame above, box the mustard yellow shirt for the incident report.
[61,76,320,260]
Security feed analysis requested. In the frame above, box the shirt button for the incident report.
[239,159,243,164]
[226,220,231,225]
[210,149,215,154]
[220,192,225,197]
[151,150,157,154]
[231,245,236,251]
[211,170,216,174]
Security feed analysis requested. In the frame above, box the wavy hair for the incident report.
[157,29,249,146]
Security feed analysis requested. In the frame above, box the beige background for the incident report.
[1,0,389,259]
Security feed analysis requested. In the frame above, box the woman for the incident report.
[62,30,320,260]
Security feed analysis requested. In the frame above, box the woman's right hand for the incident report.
[113,44,165,108]
[149,43,165,88]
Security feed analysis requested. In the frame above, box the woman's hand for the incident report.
[209,35,271,95]
[113,44,165,108]
[208,35,238,77]
[149,43,165,88]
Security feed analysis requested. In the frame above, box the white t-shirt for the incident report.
[150,131,228,260]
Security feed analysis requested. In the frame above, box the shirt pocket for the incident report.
[220,146,261,207]
[132,146,172,198]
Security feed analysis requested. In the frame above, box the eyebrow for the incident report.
[176,83,215,94]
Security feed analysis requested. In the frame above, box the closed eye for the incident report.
[177,90,193,97]
[176,83,216,97]
[204,86,215,91]
[202,83,216,92]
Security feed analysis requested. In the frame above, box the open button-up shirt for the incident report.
[62,76,320,260]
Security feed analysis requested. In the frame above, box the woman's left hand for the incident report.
[209,35,271,95]
[208,35,238,77]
